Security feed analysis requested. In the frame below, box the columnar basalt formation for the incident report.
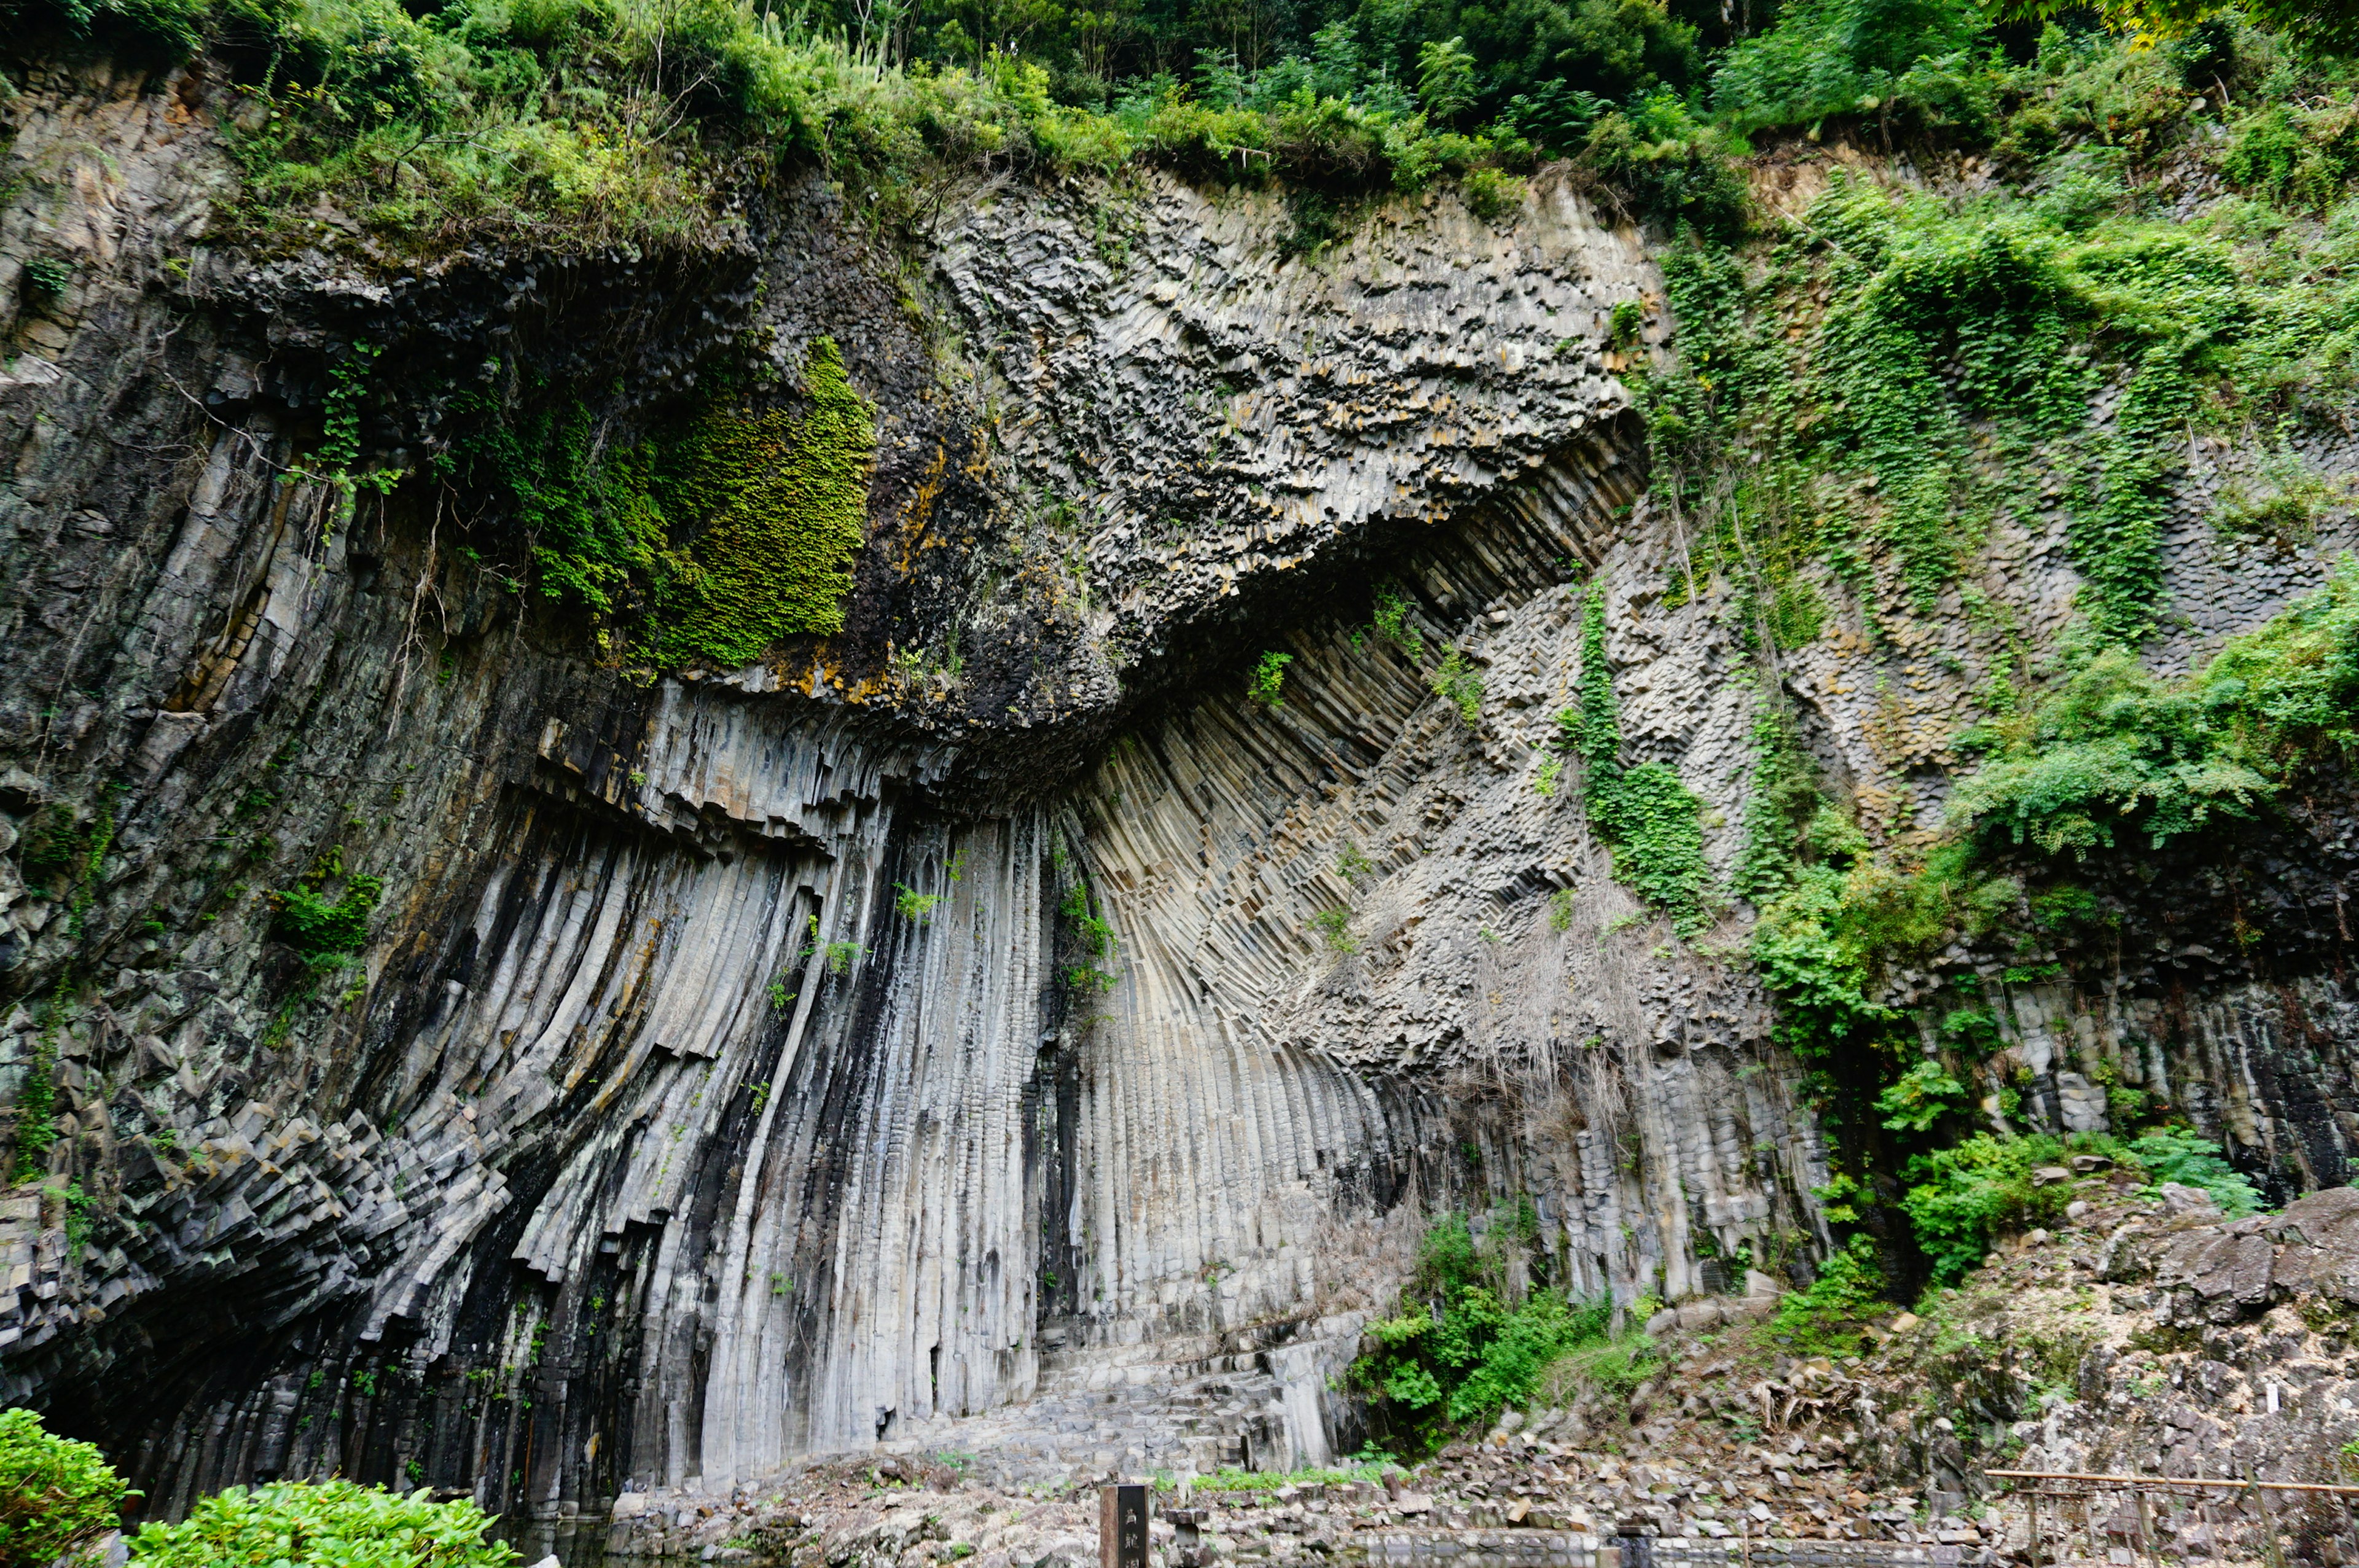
[1,53,2355,1529]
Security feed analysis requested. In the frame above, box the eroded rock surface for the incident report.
[0,52,2356,1535]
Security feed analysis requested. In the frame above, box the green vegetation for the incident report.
[438,340,875,665]
[651,340,875,666]
[1059,880,1120,996]
[1249,650,1294,709]
[1769,1233,1890,1350]
[1177,1462,1401,1492]
[1559,588,1714,931]
[1428,650,1484,724]
[270,871,385,969]
[894,883,944,920]
[2126,1126,2264,1216]
[1353,1213,1648,1450]
[130,1479,517,1567]
[0,1408,133,1567]
[1370,586,1426,662]
[1310,905,1358,952]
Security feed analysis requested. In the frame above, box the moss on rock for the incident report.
[652,338,876,669]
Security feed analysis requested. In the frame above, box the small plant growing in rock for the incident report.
[1547,887,1576,932]
[0,1406,133,1567]
[1534,755,1562,798]
[1336,841,1376,881]
[270,871,385,969]
[20,258,70,301]
[1608,299,1646,352]
[1310,907,1358,953]
[894,883,943,921]
[1370,586,1425,661]
[1248,650,1293,708]
[1429,651,1484,725]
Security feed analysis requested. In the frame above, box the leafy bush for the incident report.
[1249,650,1293,708]
[2129,1127,2261,1216]
[130,1479,517,1567]
[1951,558,2359,859]
[1876,1058,1971,1133]
[0,1408,133,1568]
[1710,0,1993,138]
[1901,1133,2084,1285]
[1352,1215,1616,1445]
[270,873,384,967]
[1770,1233,1890,1349]
[1562,588,1716,931]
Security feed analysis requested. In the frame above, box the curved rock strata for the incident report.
[0,54,2356,1531]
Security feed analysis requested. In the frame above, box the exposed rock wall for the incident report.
[1,53,2356,1528]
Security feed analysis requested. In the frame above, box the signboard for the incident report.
[1100,1483,1149,1568]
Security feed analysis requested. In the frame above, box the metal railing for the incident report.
[1985,1467,2359,1568]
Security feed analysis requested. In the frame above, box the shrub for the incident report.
[1901,1133,2081,1285]
[0,1408,132,1568]
[1461,165,1528,223]
[130,1479,517,1567]
[270,873,384,967]
[1770,1233,1890,1349]
[1352,1214,1618,1445]
[1709,0,1992,137]
[1249,650,1293,708]
[2128,1127,2261,1216]
[1429,651,1484,724]
[1950,558,2359,860]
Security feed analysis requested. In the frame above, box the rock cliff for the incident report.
[0,52,2354,1528]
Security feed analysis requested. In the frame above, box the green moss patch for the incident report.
[649,338,876,669]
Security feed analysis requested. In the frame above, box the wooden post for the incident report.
[2248,1469,2290,1568]
[1101,1484,1149,1568]
[2027,1490,2039,1568]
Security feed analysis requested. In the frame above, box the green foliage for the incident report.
[19,258,71,299]
[1952,558,2359,859]
[440,388,670,617]
[1573,92,1748,238]
[1183,1462,1401,1494]
[129,1479,517,1568]
[1562,590,1715,930]
[1876,1057,1970,1133]
[270,872,385,968]
[1248,650,1293,708]
[1710,0,1993,139]
[1059,880,1119,995]
[1428,650,1484,724]
[652,339,876,668]
[1769,1233,1890,1349]
[1310,906,1358,953]
[894,883,943,921]
[1370,585,1426,661]
[2128,1126,2261,1216]
[1903,1132,2093,1285]
[1461,165,1527,222]
[0,1407,133,1568]
[1352,1214,1625,1446]
[311,339,383,480]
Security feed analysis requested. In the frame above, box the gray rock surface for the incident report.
[0,53,2355,1534]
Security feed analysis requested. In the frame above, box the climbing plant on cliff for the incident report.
[1558,587,1715,932]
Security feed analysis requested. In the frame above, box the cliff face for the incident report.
[1,55,2354,1525]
